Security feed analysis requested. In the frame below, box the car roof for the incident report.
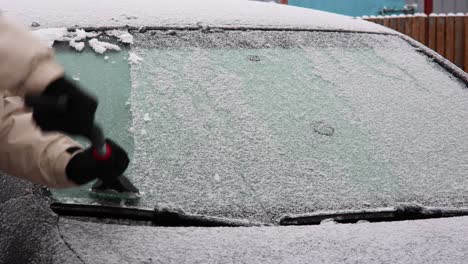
[1,0,393,33]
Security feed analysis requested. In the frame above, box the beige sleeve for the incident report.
[0,16,64,97]
[0,96,81,188]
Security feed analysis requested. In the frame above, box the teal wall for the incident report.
[288,0,406,17]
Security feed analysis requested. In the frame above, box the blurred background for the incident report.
[255,0,468,16]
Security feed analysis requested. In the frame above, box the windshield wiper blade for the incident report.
[280,204,468,226]
[51,203,260,227]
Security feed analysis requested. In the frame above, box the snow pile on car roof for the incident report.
[1,0,393,33]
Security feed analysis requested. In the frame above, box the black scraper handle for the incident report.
[25,95,108,157]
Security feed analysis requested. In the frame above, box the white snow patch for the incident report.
[214,173,221,182]
[74,29,87,41]
[69,40,85,51]
[128,52,143,64]
[104,56,109,60]
[65,29,101,51]
[6,0,394,34]
[72,75,80,81]
[32,27,68,47]
[118,33,134,44]
[143,113,152,122]
[73,29,100,41]
[357,220,370,224]
[88,38,121,54]
[320,218,337,225]
[106,29,134,44]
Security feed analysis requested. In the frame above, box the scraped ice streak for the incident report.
[302,34,468,207]
[128,47,271,221]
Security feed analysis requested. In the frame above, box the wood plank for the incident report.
[405,15,413,37]
[436,16,446,57]
[389,16,398,30]
[454,15,464,69]
[428,15,437,50]
[418,16,428,45]
[445,15,455,63]
[396,16,404,33]
[465,15,468,72]
[412,15,420,41]
[383,16,390,28]
[375,17,384,26]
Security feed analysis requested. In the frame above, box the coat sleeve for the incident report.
[0,16,64,97]
[0,96,81,188]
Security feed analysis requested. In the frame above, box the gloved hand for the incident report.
[65,139,129,185]
[26,76,98,138]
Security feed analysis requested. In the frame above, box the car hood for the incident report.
[56,215,468,263]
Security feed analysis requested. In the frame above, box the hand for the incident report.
[26,76,98,138]
[65,139,129,185]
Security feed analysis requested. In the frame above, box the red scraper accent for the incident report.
[92,144,112,161]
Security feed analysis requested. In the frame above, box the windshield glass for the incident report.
[53,30,468,223]
[53,44,134,201]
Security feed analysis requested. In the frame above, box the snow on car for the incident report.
[1,0,467,263]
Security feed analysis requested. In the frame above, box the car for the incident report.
[1,0,468,263]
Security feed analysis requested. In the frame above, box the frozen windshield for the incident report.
[53,30,468,223]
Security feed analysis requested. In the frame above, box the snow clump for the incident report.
[128,52,143,64]
[88,38,121,54]
[73,29,100,41]
[106,29,134,44]
[143,113,152,122]
[69,40,85,51]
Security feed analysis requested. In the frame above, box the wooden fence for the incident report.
[364,14,468,72]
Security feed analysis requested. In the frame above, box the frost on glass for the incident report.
[52,45,133,200]
[53,30,468,224]
[127,31,467,222]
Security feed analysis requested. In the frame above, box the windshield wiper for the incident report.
[51,203,260,227]
[280,204,468,226]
